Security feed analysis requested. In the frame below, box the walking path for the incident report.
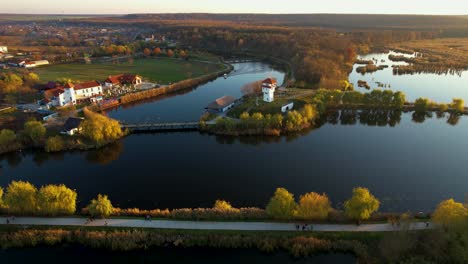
[0,217,432,232]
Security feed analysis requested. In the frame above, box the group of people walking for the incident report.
[295,223,313,231]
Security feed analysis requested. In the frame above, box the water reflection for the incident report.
[85,142,124,165]
[327,110,460,128]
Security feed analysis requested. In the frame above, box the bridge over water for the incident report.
[121,121,201,132]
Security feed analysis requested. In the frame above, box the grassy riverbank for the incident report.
[0,225,465,263]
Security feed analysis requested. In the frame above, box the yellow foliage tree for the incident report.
[45,136,65,152]
[87,194,113,218]
[266,188,297,219]
[213,200,233,210]
[432,199,468,229]
[4,181,38,214]
[81,108,123,145]
[344,187,380,223]
[296,192,331,220]
[37,184,77,216]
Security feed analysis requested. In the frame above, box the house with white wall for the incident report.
[47,81,102,107]
[262,78,277,103]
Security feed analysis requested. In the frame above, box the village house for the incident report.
[46,81,103,106]
[0,46,7,54]
[61,117,84,136]
[104,74,142,88]
[206,96,236,113]
[262,78,277,103]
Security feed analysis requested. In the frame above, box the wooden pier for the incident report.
[121,121,200,132]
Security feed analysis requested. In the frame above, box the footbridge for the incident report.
[121,121,200,132]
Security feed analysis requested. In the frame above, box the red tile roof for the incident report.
[45,87,64,97]
[262,78,277,85]
[74,81,101,90]
[105,74,141,85]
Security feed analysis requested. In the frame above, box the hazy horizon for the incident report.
[2,0,468,15]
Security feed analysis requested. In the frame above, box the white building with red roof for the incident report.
[47,81,102,107]
[262,78,277,103]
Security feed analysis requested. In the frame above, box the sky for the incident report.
[2,0,468,15]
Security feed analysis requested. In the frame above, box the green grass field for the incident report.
[34,58,226,84]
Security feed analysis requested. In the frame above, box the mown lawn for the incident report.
[34,58,226,84]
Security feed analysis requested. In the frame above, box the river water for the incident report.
[0,62,467,213]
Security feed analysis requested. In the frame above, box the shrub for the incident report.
[86,194,113,218]
[45,136,65,152]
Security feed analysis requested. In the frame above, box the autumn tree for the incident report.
[23,120,46,143]
[45,136,65,152]
[450,98,465,113]
[143,48,151,56]
[179,50,187,58]
[344,187,380,224]
[284,111,305,131]
[153,47,161,56]
[81,108,123,145]
[414,97,430,113]
[300,104,318,122]
[167,49,174,57]
[4,181,38,214]
[87,194,113,218]
[296,192,332,220]
[23,73,40,85]
[1,73,23,93]
[266,187,297,219]
[37,184,77,216]
[213,200,233,210]
[0,187,4,208]
[392,91,406,109]
[241,80,262,96]
[0,129,16,146]
[432,199,468,229]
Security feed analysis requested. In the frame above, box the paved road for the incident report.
[0,217,432,232]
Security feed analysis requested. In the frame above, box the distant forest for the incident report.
[2,13,468,87]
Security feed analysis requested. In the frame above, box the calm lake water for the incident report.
[349,51,468,102]
[0,62,467,213]
[0,247,355,263]
[107,63,285,123]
